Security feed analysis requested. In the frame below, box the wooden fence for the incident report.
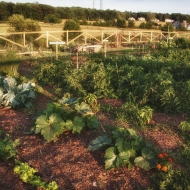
[0,29,190,49]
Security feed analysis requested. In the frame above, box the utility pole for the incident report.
[100,0,103,10]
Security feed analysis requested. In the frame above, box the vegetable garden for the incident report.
[1,48,190,189]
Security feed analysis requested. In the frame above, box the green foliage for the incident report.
[179,120,190,132]
[88,127,157,171]
[116,102,153,128]
[0,75,35,108]
[87,135,112,151]
[44,14,61,24]
[160,23,174,32]
[128,20,135,28]
[151,169,190,190]
[36,50,190,114]
[175,38,190,49]
[14,160,59,190]
[7,14,41,42]
[62,19,82,42]
[0,130,19,161]
[35,113,65,142]
[134,148,157,171]
[34,96,99,142]
[117,18,126,28]
[7,14,41,32]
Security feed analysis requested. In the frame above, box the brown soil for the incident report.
[0,61,188,190]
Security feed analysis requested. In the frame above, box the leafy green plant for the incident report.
[34,96,99,142]
[88,127,157,171]
[14,160,59,190]
[84,93,100,111]
[179,120,190,132]
[0,129,19,161]
[0,75,35,108]
[116,102,153,128]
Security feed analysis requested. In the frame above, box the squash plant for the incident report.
[88,127,157,171]
[0,75,35,108]
[34,96,99,142]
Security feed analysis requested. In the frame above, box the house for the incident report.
[128,17,136,21]
[165,19,173,22]
[152,19,159,22]
[187,24,190,30]
[138,17,145,21]
[181,21,190,30]
[172,21,181,29]
[76,45,103,53]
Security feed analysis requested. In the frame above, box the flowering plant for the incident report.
[156,153,173,172]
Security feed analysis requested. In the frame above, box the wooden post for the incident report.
[129,31,131,43]
[66,30,68,45]
[84,30,87,45]
[46,31,49,48]
[56,44,58,60]
[49,41,65,60]
[23,32,26,47]
[76,50,79,69]
[101,30,104,42]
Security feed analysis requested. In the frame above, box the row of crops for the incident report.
[1,48,190,189]
[35,49,190,114]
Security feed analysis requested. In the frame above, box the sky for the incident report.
[3,0,190,14]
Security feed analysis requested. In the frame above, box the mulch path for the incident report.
[0,62,188,189]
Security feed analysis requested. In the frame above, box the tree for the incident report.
[62,19,83,43]
[44,14,61,24]
[128,20,135,28]
[160,23,174,32]
[7,14,26,31]
[7,14,41,43]
[7,14,41,32]
[175,38,190,49]
[117,18,126,28]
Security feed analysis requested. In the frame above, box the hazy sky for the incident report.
[3,0,190,14]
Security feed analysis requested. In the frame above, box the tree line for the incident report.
[0,1,190,23]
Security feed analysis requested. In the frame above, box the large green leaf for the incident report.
[115,138,131,152]
[85,115,99,129]
[134,147,157,171]
[44,103,64,118]
[87,135,112,151]
[65,116,85,133]
[35,113,65,142]
[75,102,92,115]
[104,147,131,170]
[111,128,130,140]
[59,97,78,106]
